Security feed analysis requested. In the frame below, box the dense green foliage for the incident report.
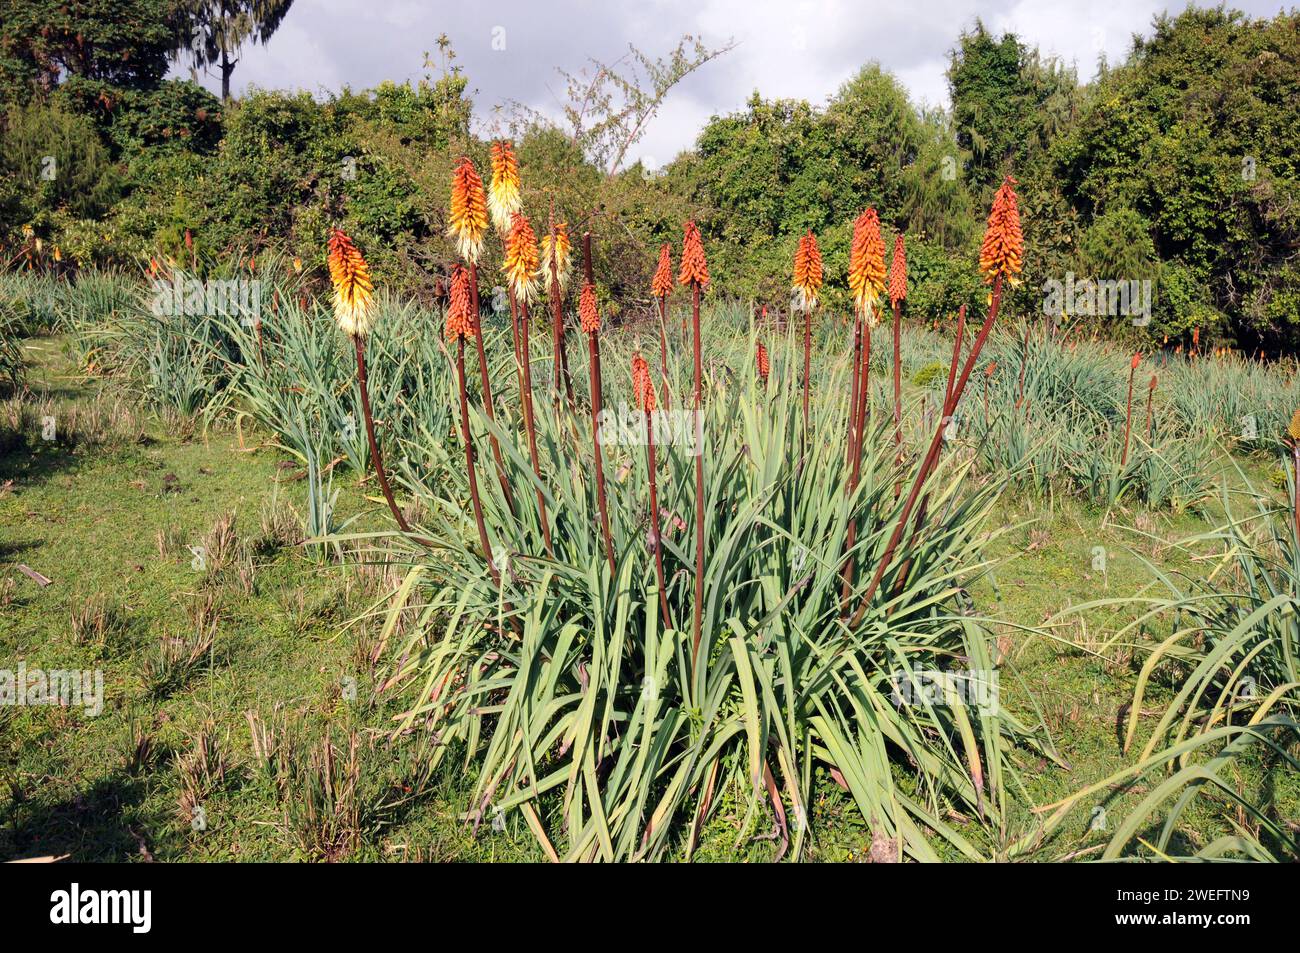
[1051,8,1300,350]
[3,6,1299,350]
[0,0,176,97]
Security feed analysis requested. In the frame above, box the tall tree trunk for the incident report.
[220,45,229,101]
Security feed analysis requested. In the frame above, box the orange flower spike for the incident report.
[756,339,770,382]
[1149,374,1158,391]
[651,243,674,299]
[888,232,907,305]
[848,208,886,320]
[632,352,656,413]
[502,212,539,304]
[488,141,522,236]
[540,221,572,291]
[978,176,1024,285]
[791,231,823,312]
[447,156,489,265]
[1131,352,1141,369]
[326,227,376,338]
[678,221,710,287]
[579,281,600,334]
[445,265,475,341]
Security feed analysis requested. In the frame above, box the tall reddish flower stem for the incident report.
[645,410,670,624]
[943,305,967,411]
[854,321,871,466]
[354,334,413,536]
[548,221,575,409]
[456,338,499,586]
[846,316,863,468]
[802,308,813,436]
[1121,357,1138,467]
[588,332,616,579]
[854,278,1001,622]
[550,268,567,404]
[582,233,616,579]
[841,309,871,603]
[508,288,525,402]
[469,262,514,514]
[1145,376,1156,438]
[518,298,553,557]
[892,305,968,592]
[892,298,903,452]
[690,280,705,672]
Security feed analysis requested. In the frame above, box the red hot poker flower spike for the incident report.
[888,232,907,305]
[678,221,709,287]
[445,265,474,341]
[651,243,674,299]
[579,281,600,335]
[978,176,1024,284]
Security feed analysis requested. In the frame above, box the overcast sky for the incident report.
[169,0,1291,168]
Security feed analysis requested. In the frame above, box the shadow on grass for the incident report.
[0,770,182,862]
[0,436,87,488]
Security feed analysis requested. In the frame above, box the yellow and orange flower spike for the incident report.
[756,339,770,383]
[791,230,824,313]
[579,281,600,334]
[978,176,1024,284]
[540,221,572,292]
[488,141,522,236]
[678,221,709,288]
[651,243,674,299]
[502,212,539,304]
[326,227,376,338]
[445,265,475,341]
[1289,408,1300,444]
[848,208,886,320]
[888,233,907,305]
[632,351,656,412]
[448,156,489,265]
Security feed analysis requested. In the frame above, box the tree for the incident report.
[0,0,175,102]
[1051,7,1300,349]
[171,0,295,101]
[508,35,735,175]
[947,22,1077,193]
[0,100,120,224]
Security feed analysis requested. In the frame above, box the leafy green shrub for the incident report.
[0,101,122,253]
[911,360,948,388]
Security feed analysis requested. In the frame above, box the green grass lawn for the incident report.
[1,338,545,861]
[2,336,1295,861]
